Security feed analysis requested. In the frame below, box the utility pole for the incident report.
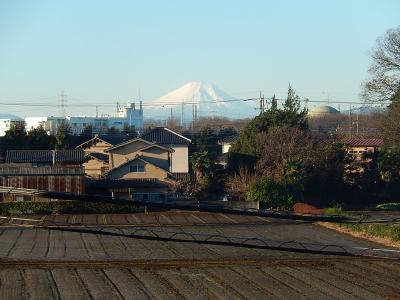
[263,93,265,112]
[59,90,67,118]
[259,92,265,114]
[192,103,195,130]
[349,104,352,137]
[181,102,184,127]
[356,109,359,136]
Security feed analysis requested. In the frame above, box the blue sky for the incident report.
[0,0,399,117]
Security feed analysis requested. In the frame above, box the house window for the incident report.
[130,164,145,172]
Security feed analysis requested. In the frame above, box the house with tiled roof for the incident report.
[218,134,239,154]
[100,128,191,199]
[344,137,384,156]
[140,127,191,174]
[75,134,135,178]
[75,134,134,154]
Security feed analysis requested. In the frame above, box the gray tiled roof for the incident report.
[219,134,239,144]
[140,127,191,145]
[86,152,109,162]
[6,150,85,164]
[97,134,133,145]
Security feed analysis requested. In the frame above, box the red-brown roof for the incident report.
[344,137,384,147]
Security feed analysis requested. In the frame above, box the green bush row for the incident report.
[0,201,144,215]
[376,203,400,211]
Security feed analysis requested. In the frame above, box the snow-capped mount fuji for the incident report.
[145,81,257,121]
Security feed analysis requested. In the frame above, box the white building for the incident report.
[24,102,144,136]
[25,116,65,135]
[67,102,143,135]
[0,114,25,136]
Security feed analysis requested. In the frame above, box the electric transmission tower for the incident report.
[59,90,67,118]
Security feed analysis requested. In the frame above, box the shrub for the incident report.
[225,165,256,201]
[376,203,400,211]
[0,201,143,215]
[248,176,293,208]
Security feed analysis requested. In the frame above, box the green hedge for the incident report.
[376,203,400,211]
[0,201,144,215]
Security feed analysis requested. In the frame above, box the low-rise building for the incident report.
[0,165,85,201]
[76,134,134,178]
[96,127,192,200]
[0,114,25,136]
[0,149,86,201]
[218,135,238,154]
[24,102,144,136]
[25,116,65,135]
[345,137,384,157]
[140,127,191,174]
[103,138,174,200]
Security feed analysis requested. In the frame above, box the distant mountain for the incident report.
[340,105,385,115]
[144,81,257,121]
[0,113,23,120]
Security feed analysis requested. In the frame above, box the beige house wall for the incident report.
[109,140,150,168]
[347,146,376,154]
[107,160,168,180]
[171,145,189,173]
[138,147,170,170]
[83,158,108,178]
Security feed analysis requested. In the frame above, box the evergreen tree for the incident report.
[55,121,71,150]
[192,127,218,157]
[271,94,278,111]
[231,85,308,156]
[123,124,137,136]
[81,124,93,136]
[107,126,120,134]
[28,125,54,149]
[2,122,27,149]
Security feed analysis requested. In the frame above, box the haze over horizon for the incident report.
[0,0,399,117]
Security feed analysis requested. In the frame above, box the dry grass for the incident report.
[318,222,400,249]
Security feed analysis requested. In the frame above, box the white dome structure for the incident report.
[308,105,339,118]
